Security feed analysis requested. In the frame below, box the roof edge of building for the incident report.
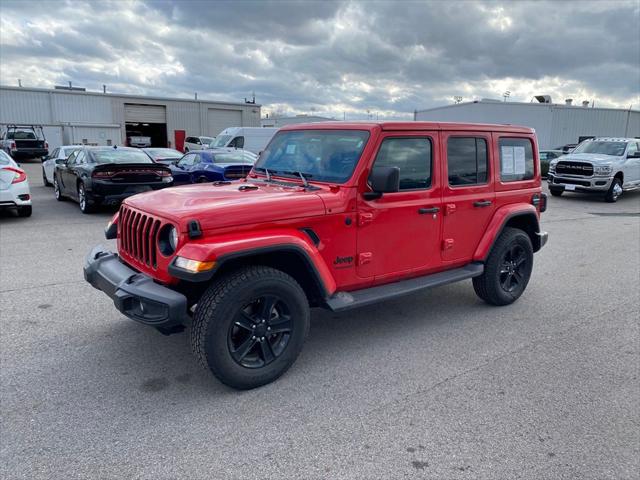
[415,100,639,115]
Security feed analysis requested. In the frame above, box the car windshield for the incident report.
[7,130,37,140]
[211,135,232,147]
[254,130,370,183]
[200,137,215,144]
[212,151,256,164]
[572,141,627,156]
[0,150,13,165]
[92,149,153,164]
[145,148,182,159]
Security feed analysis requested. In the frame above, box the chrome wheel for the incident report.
[78,183,87,211]
[54,178,61,199]
[612,182,622,200]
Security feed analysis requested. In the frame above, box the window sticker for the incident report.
[513,146,526,175]
[285,144,296,154]
[501,146,515,174]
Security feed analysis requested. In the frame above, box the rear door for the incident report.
[441,132,495,262]
[356,131,442,279]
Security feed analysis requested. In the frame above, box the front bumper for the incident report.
[547,173,613,192]
[83,246,189,328]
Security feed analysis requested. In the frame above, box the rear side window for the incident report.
[499,138,534,182]
[447,137,488,186]
[373,137,432,190]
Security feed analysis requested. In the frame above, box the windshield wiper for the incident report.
[280,171,312,187]
[254,166,273,181]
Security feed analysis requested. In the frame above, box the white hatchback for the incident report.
[0,150,32,217]
[42,145,81,186]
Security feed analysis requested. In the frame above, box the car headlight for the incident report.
[158,224,179,256]
[549,162,557,172]
[594,165,612,175]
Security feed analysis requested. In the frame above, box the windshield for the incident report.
[212,151,256,164]
[572,141,627,156]
[211,135,232,147]
[145,148,182,159]
[92,149,153,164]
[200,136,215,144]
[254,130,370,183]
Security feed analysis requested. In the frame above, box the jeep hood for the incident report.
[559,153,621,164]
[124,181,326,231]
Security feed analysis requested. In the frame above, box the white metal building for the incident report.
[414,99,640,150]
[0,86,261,150]
[260,114,335,128]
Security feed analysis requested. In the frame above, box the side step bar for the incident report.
[326,263,484,312]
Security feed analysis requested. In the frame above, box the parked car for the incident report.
[539,149,563,177]
[126,132,152,148]
[54,146,173,213]
[85,121,548,390]
[0,125,48,160]
[142,147,184,165]
[208,127,278,153]
[548,137,640,202]
[0,150,32,217]
[42,145,81,186]
[170,149,257,185]
[184,136,215,152]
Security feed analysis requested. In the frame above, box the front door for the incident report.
[356,132,442,279]
[441,132,495,262]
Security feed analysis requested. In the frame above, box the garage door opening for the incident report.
[124,104,168,147]
[125,122,167,147]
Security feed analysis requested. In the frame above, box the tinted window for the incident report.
[447,137,488,186]
[373,137,432,190]
[7,130,37,140]
[499,138,534,182]
[212,151,256,164]
[92,148,153,164]
[230,136,245,149]
[178,153,198,167]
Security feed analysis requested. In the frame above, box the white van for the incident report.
[209,127,278,154]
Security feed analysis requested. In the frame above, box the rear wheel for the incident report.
[54,176,65,201]
[191,266,310,390]
[17,205,32,217]
[196,176,208,183]
[78,182,94,213]
[604,177,622,203]
[473,227,534,306]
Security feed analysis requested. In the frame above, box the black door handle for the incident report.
[418,207,440,214]
[473,200,492,207]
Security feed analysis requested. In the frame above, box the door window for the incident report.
[230,136,245,149]
[447,137,488,186]
[499,138,534,181]
[627,142,637,156]
[373,137,432,190]
[178,153,198,167]
[67,151,80,166]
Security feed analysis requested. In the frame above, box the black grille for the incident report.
[556,161,593,176]
[119,205,162,268]
[223,165,252,180]
[553,178,591,187]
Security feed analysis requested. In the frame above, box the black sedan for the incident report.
[53,146,173,213]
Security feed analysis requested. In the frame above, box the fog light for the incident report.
[174,257,216,273]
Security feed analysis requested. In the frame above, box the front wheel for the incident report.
[191,266,310,390]
[473,227,534,306]
[604,177,622,203]
[549,187,563,197]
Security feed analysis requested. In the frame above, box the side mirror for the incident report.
[364,166,400,200]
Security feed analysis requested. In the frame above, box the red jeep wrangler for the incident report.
[85,122,548,389]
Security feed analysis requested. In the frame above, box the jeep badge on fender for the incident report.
[84,121,548,390]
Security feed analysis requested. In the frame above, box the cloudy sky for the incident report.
[0,0,638,119]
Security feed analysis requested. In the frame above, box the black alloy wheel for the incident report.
[499,244,528,293]
[228,295,293,368]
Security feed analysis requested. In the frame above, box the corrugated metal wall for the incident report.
[416,102,640,149]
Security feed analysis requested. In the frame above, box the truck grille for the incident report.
[556,161,593,176]
[224,165,252,180]
[119,205,162,268]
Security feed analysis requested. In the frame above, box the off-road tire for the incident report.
[604,177,622,203]
[17,205,32,217]
[191,265,310,390]
[473,227,534,306]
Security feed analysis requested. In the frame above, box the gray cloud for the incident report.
[0,0,638,119]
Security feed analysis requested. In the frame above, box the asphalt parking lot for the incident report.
[1,160,639,480]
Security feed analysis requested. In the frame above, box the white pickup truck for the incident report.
[548,137,640,202]
[126,132,152,148]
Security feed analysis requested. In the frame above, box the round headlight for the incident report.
[158,224,179,256]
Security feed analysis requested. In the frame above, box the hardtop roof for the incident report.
[280,121,535,134]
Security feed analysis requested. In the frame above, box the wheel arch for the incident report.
[474,206,542,261]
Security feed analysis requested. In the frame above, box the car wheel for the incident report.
[196,176,208,183]
[604,177,623,203]
[54,177,65,201]
[78,182,94,213]
[473,227,534,306]
[17,205,32,217]
[42,168,51,187]
[549,187,563,197]
[191,266,310,390]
